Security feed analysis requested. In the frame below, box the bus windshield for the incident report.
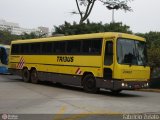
[117,38,147,66]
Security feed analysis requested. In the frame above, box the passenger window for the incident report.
[30,43,41,54]
[53,41,66,54]
[21,43,30,54]
[82,39,102,55]
[42,42,53,54]
[67,40,81,54]
[11,44,20,55]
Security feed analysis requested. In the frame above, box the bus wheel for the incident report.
[31,69,39,84]
[22,68,30,82]
[83,74,99,93]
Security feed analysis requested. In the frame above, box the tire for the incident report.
[31,69,39,84]
[83,74,99,93]
[22,68,30,82]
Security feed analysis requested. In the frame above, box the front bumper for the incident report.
[113,80,149,90]
[96,78,149,90]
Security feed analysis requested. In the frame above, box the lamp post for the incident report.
[106,5,120,23]
[112,9,115,23]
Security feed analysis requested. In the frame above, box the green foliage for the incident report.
[20,32,40,40]
[136,32,160,49]
[102,0,133,11]
[148,45,160,67]
[53,21,132,35]
[136,32,160,67]
[104,22,132,33]
[0,30,21,44]
[0,30,40,45]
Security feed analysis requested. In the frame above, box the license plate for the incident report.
[134,84,140,88]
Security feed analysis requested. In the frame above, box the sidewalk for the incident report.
[136,88,160,93]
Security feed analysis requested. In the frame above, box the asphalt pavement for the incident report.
[0,74,160,119]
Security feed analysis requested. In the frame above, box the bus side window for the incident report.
[82,39,102,55]
[66,40,81,54]
[53,41,66,54]
[104,41,113,65]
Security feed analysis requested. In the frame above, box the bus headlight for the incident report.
[144,83,149,87]
[145,83,149,87]
[121,83,128,87]
[125,83,128,87]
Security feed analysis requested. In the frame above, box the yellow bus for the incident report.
[8,32,150,93]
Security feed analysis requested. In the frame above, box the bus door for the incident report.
[103,40,114,81]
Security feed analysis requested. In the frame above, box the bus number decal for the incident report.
[57,56,74,62]
[17,57,25,69]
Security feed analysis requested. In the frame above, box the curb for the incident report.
[135,89,160,93]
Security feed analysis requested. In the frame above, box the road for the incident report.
[0,74,160,115]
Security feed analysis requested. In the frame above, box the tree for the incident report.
[104,22,132,33]
[0,30,21,44]
[136,32,160,49]
[0,30,41,45]
[21,32,40,40]
[148,45,160,67]
[74,0,132,24]
[102,0,132,11]
[53,21,132,35]
[136,32,160,68]
[74,0,96,24]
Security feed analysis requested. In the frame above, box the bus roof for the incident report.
[11,32,145,44]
